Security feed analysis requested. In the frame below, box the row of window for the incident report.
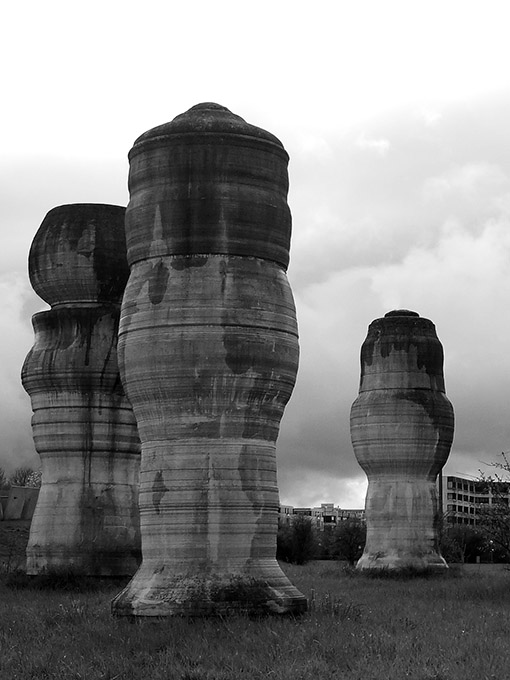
[446,496,509,507]
[446,479,509,494]
[446,493,492,503]
[447,504,475,514]
[446,516,476,525]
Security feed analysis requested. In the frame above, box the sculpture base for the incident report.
[111,561,307,617]
[356,552,448,574]
[26,549,141,577]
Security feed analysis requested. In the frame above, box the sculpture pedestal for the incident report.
[356,479,447,573]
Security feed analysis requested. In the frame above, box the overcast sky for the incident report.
[3,0,510,508]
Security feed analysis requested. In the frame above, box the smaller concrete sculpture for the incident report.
[350,310,454,572]
[22,204,141,575]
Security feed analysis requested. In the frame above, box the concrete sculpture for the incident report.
[111,103,306,616]
[22,204,141,575]
[350,310,454,571]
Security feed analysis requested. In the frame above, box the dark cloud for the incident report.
[287,93,510,288]
[4,93,510,506]
[0,275,39,474]
[275,92,510,505]
[0,155,129,474]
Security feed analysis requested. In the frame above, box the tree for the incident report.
[276,523,294,563]
[0,467,10,490]
[10,466,39,487]
[25,469,42,488]
[482,451,510,477]
[476,502,510,562]
[440,524,485,563]
[334,519,366,565]
[277,515,318,565]
[475,452,510,562]
[316,526,337,560]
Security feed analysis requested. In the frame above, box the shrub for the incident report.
[334,520,366,565]
[277,516,318,565]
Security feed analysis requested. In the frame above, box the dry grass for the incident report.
[0,520,31,572]
[0,526,509,679]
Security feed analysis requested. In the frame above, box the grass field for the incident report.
[0,520,31,572]
[1,525,509,679]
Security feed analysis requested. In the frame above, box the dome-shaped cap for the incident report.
[125,104,292,268]
[29,204,128,307]
[131,102,286,154]
[384,309,420,318]
[359,310,446,392]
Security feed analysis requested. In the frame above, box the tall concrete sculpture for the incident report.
[350,310,454,572]
[22,204,141,575]
[111,103,306,616]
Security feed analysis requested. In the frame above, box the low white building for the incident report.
[278,503,365,530]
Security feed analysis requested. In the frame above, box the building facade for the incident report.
[280,474,510,532]
[440,475,510,526]
[278,503,365,530]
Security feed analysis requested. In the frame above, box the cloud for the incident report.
[420,109,442,127]
[278,468,367,510]
[288,92,510,286]
[423,162,507,198]
[356,134,390,155]
[275,93,510,506]
[296,135,333,159]
[0,273,39,474]
[279,206,510,504]
[369,216,510,458]
[5,92,510,508]
[0,154,129,476]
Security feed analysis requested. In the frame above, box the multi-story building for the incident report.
[440,474,510,526]
[280,473,510,531]
[278,503,365,530]
[278,505,294,526]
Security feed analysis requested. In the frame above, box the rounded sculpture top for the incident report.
[131,102,286,152]
[125,103,292,269]
[29,204,129,307]
[384,309,420,317]
[358,310,447,392]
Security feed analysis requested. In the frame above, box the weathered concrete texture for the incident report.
[350,310,454,572]
[22,204,141,576]
[29,204,130,307]
[111,103,306,616]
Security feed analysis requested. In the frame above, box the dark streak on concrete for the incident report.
[152,470,169,515]
[29,204,129,305]
[148,260,169,305]
[361,313,444,378]
[394,390,455,451]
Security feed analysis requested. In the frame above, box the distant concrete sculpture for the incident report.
[22,204,141,575]
[350,310,454,572]
[111,103,306,616]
